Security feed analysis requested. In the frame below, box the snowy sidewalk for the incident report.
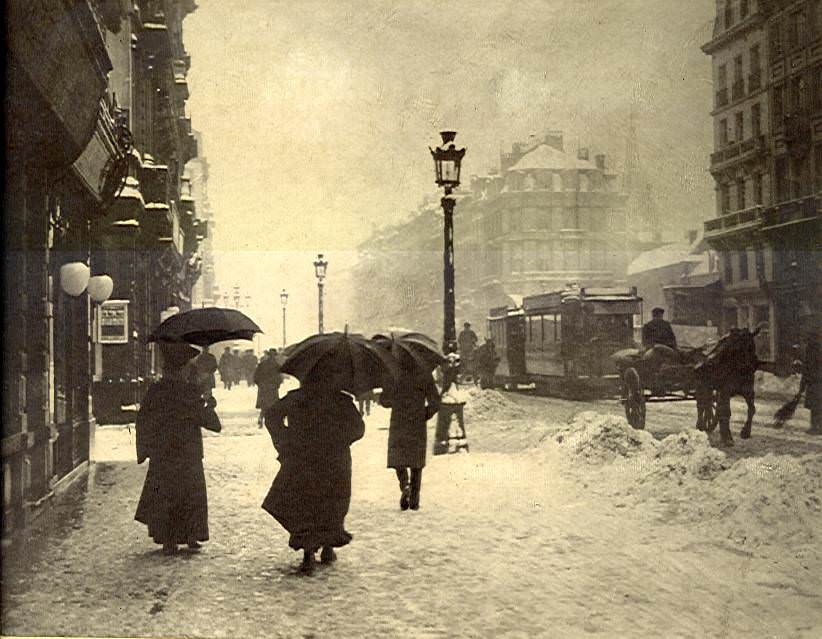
[3,386,821,638]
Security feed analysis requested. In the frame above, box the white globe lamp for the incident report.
[60,262,90,297]
[87,275,114,303]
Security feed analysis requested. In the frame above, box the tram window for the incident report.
[555,315,561,341]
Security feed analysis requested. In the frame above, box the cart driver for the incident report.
[642,307,677,351]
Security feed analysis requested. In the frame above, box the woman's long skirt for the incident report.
[262,452,353,551]
[135,457,209,545]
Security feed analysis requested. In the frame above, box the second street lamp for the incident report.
[313,253,328,334]
[280,288,289,347]
[430,130,466,354]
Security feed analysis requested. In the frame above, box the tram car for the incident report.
[487,287,643,398]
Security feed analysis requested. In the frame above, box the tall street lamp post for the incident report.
[430,131,466,354]
[280,288,289,347]
[313,253,328,334]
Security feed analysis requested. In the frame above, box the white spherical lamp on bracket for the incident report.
[87,275,114,303]
[60,262,91,296]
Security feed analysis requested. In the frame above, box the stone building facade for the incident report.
[702,0,822,365]
[3,0,205,539]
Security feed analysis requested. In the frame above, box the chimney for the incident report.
[594,154,606,170]
[577,147,589,161]
[544,131,564,151]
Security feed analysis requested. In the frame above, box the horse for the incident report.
[694,324,765,446]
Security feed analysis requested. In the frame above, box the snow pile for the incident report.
[460,387,522,422]
[754,371,801,398]
[554,411,656,463]
[639,430,729,483]
[709,453,822,545]
[554,413,728,482]
[551,411,822,546]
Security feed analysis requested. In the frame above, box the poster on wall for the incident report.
[98,300,129,344]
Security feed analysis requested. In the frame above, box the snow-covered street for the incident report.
[3,383,822,638]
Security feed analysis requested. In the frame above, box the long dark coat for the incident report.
[803,339,821,411]
[134,378,221,545]
[262,388,364,551]
[381,372,440,469]
[254,356,283,411]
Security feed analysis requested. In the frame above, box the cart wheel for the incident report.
[623,367,646,430]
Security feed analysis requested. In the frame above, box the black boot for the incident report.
[409,468,422,510]
[396,468,410,510]
[320,546,337,563]
[300,549,316,575]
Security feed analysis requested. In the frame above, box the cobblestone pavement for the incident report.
[2,385,821,638]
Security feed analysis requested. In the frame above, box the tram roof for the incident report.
[522,287,641,313]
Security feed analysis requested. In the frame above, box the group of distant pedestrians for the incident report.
[217,347,259,389]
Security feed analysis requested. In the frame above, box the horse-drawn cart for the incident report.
[613,346,718,432]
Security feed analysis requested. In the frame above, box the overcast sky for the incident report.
[183,0,716,344]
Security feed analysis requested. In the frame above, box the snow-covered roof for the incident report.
[508,144,597,172]
[685,253,718,278]
[627,243,704,276]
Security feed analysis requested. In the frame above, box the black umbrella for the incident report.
[372,331,444,372]
[148,307,262,347]
[281,330,400,395]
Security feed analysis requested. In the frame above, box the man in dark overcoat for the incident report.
[642,307,677,351]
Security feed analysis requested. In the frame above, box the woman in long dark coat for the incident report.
[262,373,365,575]
[135,342,222,555]
[380,355,440,511]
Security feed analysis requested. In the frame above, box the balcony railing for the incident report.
[762,195,819,229]
[732,79,745,101]
[715,87,729,108]
[704,205,764,235]
[710,135,767,167]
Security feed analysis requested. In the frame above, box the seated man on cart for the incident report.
[642,307,677,351]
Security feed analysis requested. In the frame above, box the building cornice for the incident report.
[702,13,765,55]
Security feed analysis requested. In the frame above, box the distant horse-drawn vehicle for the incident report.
[613,324,769,446]
[612,344,717,432]
[487,287,768,445]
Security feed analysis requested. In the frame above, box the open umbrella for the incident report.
[372,331,444,372]
[148,307,262,347]
[281,330,400,395]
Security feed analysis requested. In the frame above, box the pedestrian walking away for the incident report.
[457,321,478,379]
[242,349,258,386]
[218,346,234,389]
[261,358,365,575]
[254,348,283,427]
[134,342,222,555]
[380,351,441,511]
